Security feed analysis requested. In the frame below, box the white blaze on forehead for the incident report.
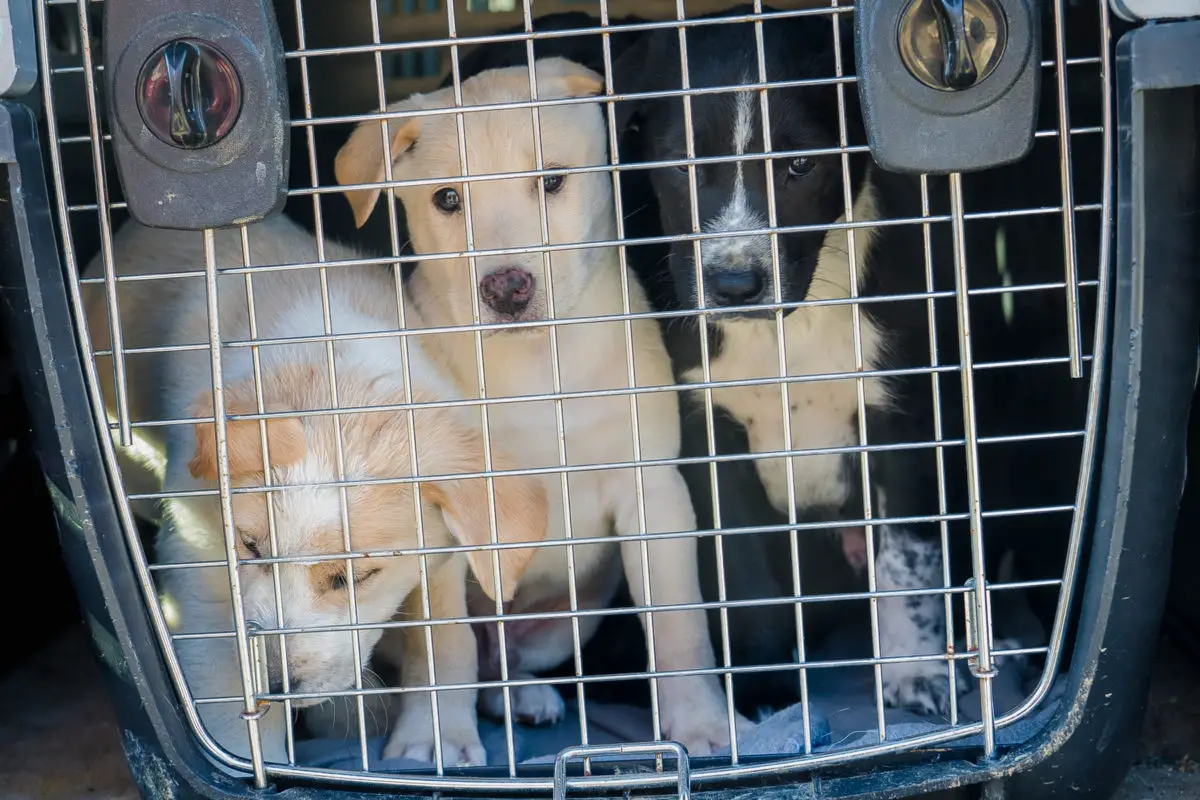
[733,88,755,159]
[700,85,771,276]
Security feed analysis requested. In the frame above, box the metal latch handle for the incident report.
[553,741,691,800]
[931,0,979,89]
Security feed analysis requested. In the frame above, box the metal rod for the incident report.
[201,229,270,786]
[947,172,996,757]
[1051,0,1083,377]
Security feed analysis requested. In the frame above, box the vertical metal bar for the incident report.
[240,226,297,764]
[74,0,132,447]
[751,0,802,758]
[828,6,887,741]
[664,0,698,748]
[592,0,652,758]
[292,0,371,767]
[670,3,730,759]
[443,0,517,773]
[201,229,269,787]
[519,0,591,762]
[919,177,958,725]
[947,172,996,757]
[363,0,448,774]
[1051,0,1083,378]
[316,249,372,771]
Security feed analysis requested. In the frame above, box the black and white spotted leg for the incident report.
[875,525,960,717]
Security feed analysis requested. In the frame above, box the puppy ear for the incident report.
[610,33,656,134]
[535,56,604,98]
[188,384,307,480]
[412,407,547,601]
[334,105,421,229]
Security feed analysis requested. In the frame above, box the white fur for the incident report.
[875,526,951,715]
[82,215,543,766]
[699,86,773,277]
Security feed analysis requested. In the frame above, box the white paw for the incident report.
[881,660,958,717]
[479,683,565,726]
[660,683,751,756]
[383,708,486,767]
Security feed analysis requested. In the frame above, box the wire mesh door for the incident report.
[36,0,1112,792]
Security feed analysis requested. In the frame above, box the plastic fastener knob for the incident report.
[897,0,1009,92]
[136,39,242,149]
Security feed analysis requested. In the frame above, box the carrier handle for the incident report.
[553,741,691,800]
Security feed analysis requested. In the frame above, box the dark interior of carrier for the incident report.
[30,0,1130,774]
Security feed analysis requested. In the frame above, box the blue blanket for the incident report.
[293,631,1059,772]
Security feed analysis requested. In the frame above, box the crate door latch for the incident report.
[553,741,691,800]
[855,0,1042,173]
[104,0,290,230]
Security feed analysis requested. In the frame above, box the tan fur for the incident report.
[336,118,420,228]
[187,381,308,480]
[335,58,747,753]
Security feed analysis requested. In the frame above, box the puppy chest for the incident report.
[686,311,889,512]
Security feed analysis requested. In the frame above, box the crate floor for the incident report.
[0,626,1196,799]
[297,626,1056,772]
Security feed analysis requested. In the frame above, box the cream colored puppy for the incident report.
[83,214,546,766]
[335,57,745,754]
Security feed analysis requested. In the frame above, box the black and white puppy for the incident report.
[612,7,984,716]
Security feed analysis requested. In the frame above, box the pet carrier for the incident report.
[1,0,1197,798]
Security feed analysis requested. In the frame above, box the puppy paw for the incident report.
[881,663,957,717]
[383,706,486,767]
[660,682,752,756]
[479,683,565,726]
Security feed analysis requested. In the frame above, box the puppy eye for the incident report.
[330,567,381,592]
[542,174,565,194]
[240,537,261,559]
[674,162,690,175]
[787,156,816,178]
[432,187,461,213]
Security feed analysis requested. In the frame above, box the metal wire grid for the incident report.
[34,0,1113,793]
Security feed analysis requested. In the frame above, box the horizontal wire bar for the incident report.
[148,505,1076,575]
[51,123,1107,151]
[103,352,1094,434]
[169,577,1066,640]
[188,643,1052,707]
[126,427,1085,499]
[86,277,1099,357]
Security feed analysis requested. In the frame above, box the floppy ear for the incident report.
[188,382,307,480]
[334,104,422,229]
[535,56,604,99]
[610,32,656,135]
[412,407,547,601]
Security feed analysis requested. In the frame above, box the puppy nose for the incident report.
[480,267,534,316]
[707,269,765,306]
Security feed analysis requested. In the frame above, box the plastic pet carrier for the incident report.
[1,0,1197,798]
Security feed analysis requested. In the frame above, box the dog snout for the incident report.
[480,267,534,317]
[706,268,766,307]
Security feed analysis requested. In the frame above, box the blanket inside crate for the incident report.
[293,623,1061,772]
